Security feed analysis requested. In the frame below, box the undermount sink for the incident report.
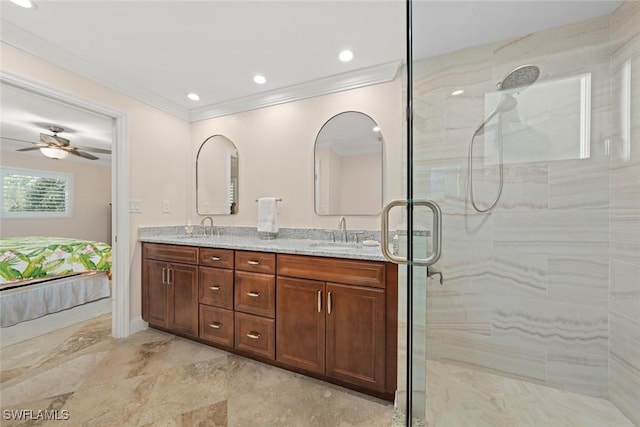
[309,242,360,251]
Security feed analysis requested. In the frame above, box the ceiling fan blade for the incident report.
[75,145,112,154]
[16,145,47,152]
[1,136,38,145]
[68,148,99,160]
[41,134,70,146]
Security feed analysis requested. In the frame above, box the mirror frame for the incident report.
[196,134,239,215]
[313,111,384,216]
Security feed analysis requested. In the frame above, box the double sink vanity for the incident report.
[139,227,398,400]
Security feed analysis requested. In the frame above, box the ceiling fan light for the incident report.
[40,147,69,160]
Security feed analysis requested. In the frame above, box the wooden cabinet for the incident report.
[234,251,276,360]
[141,242,397,399]
[276,277,325,374]
[197,248,235,348]
[325,282,385,391]
[142,244,199,338]
[276,275,387,392]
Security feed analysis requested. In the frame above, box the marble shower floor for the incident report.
[0,314,634,426]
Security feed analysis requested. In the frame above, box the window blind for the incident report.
[1,167,72,218]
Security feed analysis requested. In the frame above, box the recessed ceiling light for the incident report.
[186,92,200,101]
[9,0,35,8]
[372,126,380,132]
[253,75,266,85]
[339,50,354,62]
[451,89,465,96]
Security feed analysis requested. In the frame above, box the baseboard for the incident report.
[129,316,148,335]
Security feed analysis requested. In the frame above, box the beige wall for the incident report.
[189,79,403,231]
[0,151,111,243]
[1,43,403,325]
[1,42,192,322]
[340,152,382,214]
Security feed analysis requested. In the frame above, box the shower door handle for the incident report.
[380,199,442,267]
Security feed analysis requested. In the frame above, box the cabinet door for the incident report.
[167,263,199,337]
[325,282,386,391]
[142,259,168,328]
[276,277,325,374]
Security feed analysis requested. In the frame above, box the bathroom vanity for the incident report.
[140,232,397,400]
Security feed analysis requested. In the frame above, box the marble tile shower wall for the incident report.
[609,2,640,424]
[410,7,638,415]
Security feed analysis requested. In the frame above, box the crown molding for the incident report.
[2,19,400,123]
[1,19,190,120]
[189,61,401,122]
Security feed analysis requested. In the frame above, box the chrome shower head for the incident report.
[474,94,518,135]
[497,65,540,91]
[496,94,518,113]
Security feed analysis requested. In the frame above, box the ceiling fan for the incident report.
[8,126,111,160]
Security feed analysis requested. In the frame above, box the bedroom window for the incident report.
[1,167,73,219]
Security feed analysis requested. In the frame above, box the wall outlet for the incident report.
[162,200,171,214]
[129,199,142,213]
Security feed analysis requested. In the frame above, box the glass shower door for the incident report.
[400,0,639,426]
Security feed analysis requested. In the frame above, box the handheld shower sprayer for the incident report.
[468,65,540,213]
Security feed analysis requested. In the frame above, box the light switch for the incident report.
[162,200,171,214]
[129,199,142,213]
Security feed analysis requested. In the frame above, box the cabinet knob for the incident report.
[209,322,222,329]
[246,331,261,339]
[247,260,260,265]
[209,285,221,291]
[210,256,221,261]
[246,291,260,298]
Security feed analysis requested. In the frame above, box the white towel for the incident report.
[257,197,278,233]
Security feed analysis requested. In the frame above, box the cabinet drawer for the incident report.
[199,305,234,348]
[143,243,198,264]
[277,254,386,289]
[199,248,234,269]
[235,251,276,274]
[199,267,234,309]
[235,271,275,318]
[234,312,275,360]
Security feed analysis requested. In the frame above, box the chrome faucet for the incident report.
[338,216,347,242]
[200,216,214,237]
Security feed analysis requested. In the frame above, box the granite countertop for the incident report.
[138,226,387,262]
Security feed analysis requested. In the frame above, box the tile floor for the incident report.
[0,314,393,426]
[1,312,635,426]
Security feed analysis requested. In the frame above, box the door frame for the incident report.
[1,70,131,338]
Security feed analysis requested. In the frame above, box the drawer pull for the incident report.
[247,260,260,265]
[210,256,221,261]
[246,331,261,339]
[317,290,322,313]
[247,291,260,298]
[328,291,332,315]
[208,322,222,329]
[209,285,221,291]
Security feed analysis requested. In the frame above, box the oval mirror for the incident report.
[196,135,239,215]
[314,111,383,216]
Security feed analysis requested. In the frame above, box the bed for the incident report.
[0,237,112,327]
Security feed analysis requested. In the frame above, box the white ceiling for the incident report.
[0,0,623,163]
